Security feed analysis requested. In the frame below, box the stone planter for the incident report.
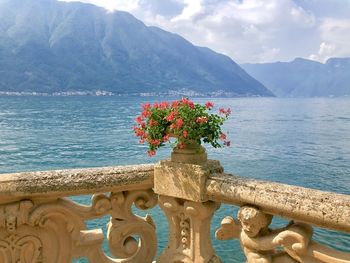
[171,143,208,165]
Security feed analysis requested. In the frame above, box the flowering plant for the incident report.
[133,98,231,156]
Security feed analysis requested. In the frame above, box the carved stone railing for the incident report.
[209,173,350,262]
[0,165,157,263]
[0,155,349,262]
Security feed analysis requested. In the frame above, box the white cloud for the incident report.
[172,0,202,21]
[309,18,350,62]
[59,0,350,63]
[59,0,140,12]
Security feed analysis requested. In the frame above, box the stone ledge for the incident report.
[0,164,154,201]
[206,173,350,233]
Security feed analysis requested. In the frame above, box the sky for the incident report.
[60,0,350,64]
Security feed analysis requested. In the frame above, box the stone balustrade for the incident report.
[0,155,349,262]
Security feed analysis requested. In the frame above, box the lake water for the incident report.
[0,96,349,262]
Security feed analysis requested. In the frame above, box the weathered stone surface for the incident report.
[216,206,350,262]
[0,189,158,263]
[154,160,223,202]
[0,164,154,203]
[171,144,208,165]
[157,195,221,263]
[207,173,350,233]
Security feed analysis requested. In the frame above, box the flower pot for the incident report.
[171,143,207,165]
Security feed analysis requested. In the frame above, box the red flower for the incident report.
[178,142,185,149]
[219,107,232,117]
[141,105,152,117]
[181,97,189,104]
[149,119,158,126]
[166,111,175,122]
[224,140,231,146]
[151,139,161,146]
[172,101,180,108]
[181,98,195,108]
[196,116,208,124]
[142,103,151,111]
[205,102,214,109]
[133,127,145,137]
[183,130,188,138]
[147,150,156,156]
[219,132,226,140]
[160,101,169,109]
[135,115,144,124]
[170,123,175,130]
[176,118,184,129]
[163,134,170,142]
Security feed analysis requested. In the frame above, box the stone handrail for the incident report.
[0,164,154,201]
[206,172,350,233]
[0,157,349,262]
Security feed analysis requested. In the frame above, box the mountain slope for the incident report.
[0,0,273,96]
[241,58,350,97]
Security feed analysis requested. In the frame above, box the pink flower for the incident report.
[172,101,180,108]
[196,116,208,124]
[142,103,151,111]
[151,139,161,146]
[183,130,188,138]
[181,98,195,108]
[176,118,184,129]
[166,111,175,122]
[205,102,214,109]
[149,119,157,126]
[133,127,145,137]
[160,101,169,109]
[219,108,231,117]
[135,115,144,124]
[147,150,156,156]
[163,134,170,142]
[181,97,190,104]
[219,132,226,140]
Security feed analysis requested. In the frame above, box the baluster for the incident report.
[154,156,223,263]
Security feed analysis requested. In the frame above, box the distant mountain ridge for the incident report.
[241,57,350,97]
[0,0,273,97]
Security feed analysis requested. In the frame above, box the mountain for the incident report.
[241,57,350,97]
[0,0,273,97]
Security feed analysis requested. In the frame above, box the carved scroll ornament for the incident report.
[0,189,158,263]
[216,205,350,263]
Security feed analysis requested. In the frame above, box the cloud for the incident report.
[59,0,350,63]
[309,18,350,62]
[59,0,140,12]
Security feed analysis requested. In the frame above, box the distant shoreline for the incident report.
[0,91,270,98]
